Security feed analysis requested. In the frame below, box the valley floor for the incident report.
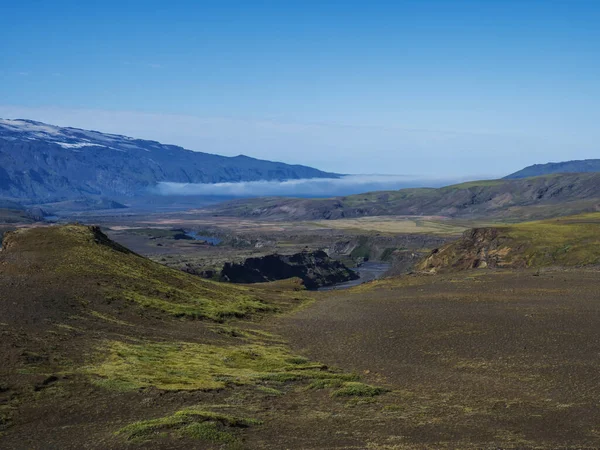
[262,269,600,448]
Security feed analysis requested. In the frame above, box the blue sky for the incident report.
[1,0,599,178]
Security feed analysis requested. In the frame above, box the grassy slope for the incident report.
[208,173,600,221]
[507,213,600,266]
[417,212,600,271]
[2,224,283,321]
[3,223,600,448]
[0,225,383,449]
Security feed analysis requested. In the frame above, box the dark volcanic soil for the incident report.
[3,224,600,449]
[266,269,600,448]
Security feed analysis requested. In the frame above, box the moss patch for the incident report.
[84,340,359,392]
[256,386,283,396]
[331,382,387,398]
[115,409,261,443]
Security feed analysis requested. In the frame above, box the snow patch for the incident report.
[0,118,145,152]
[0,119,62,136]
[55,142,102,149]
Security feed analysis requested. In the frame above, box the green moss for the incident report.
[120,290,275,321]
[84,340,360,392]
[180,421,235,442]
[116,409,261,443]
[256,386,283,396]
[258,370,358,383]
[506,217,600,267]
[331,382,387,398]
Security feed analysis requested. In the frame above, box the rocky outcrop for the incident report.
[417,227,526,273]
[221,250,359,290]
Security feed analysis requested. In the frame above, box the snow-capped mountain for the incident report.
[0,119,338,204]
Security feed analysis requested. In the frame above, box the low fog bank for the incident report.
[155,174,469,198]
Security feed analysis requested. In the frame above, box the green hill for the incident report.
[417,213,600,272]
[0,224,285,322]
[0,225,381,448]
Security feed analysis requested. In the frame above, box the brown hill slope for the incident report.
[0,225,387,449]
[0,224,284,324]
[3,225,600,448]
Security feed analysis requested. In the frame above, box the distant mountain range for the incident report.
[505,159,600,179]
[2,118,600,221]
[0,119,338,204]
[207,173,600,221]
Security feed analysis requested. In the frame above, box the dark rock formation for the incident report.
[221,250,359,290]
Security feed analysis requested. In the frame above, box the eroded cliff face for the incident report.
[417,228,527,273]
[221,250,359,290]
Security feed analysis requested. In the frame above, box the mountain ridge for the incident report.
[0,118,339,204]
[205,173,600,221]
[505,159,600,179]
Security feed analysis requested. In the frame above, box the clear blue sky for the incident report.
[1,0,599,178]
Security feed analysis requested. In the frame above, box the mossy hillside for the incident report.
[3,225,302,320]
[1,225,389,447]
[210,173,600,222]
[418,212,600,271]
[505,214,600,266]
[492,213,600,267]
